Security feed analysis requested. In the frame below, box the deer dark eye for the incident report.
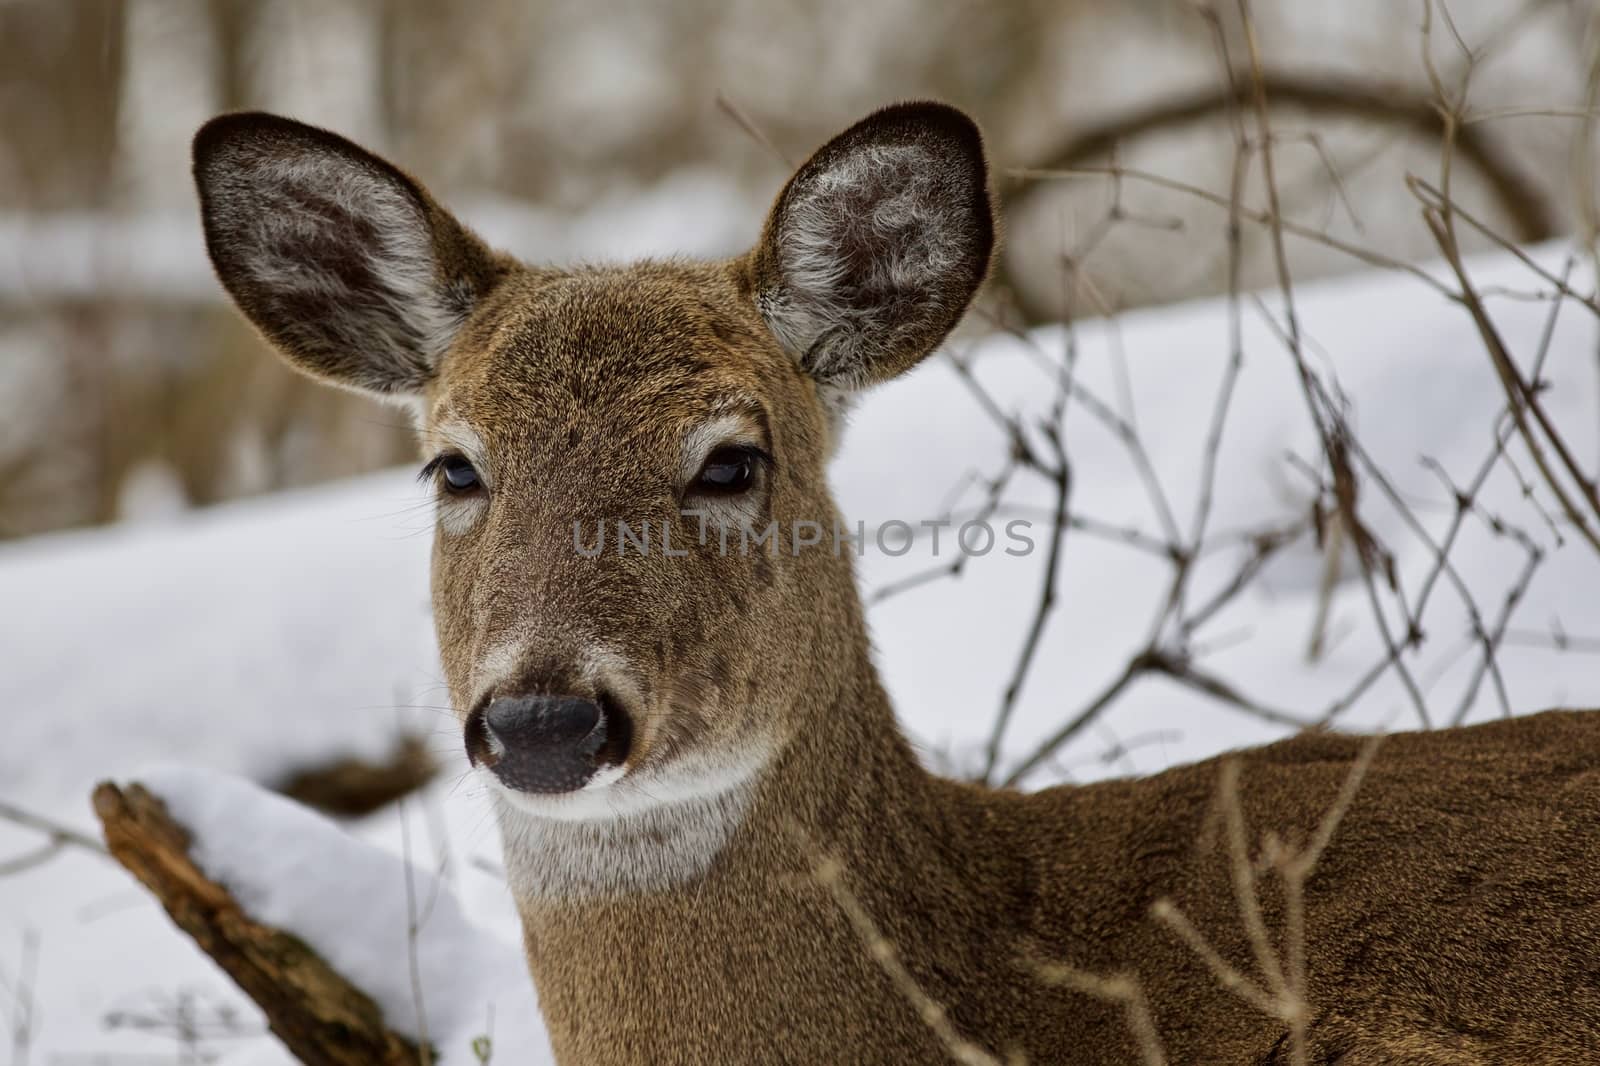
[439,455,480,494]
[695,445,758,494]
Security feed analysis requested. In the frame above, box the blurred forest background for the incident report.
[2,0,1597,539]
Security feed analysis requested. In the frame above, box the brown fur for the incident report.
[195,104,1600,1064]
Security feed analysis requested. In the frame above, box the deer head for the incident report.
[194,103,993,879]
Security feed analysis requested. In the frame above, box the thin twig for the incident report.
[714,91,795,169]
[808,850,1009,1066]
[1028,959,1167,1066]
[398,799,433,1066]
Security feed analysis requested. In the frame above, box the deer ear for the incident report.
[193,112,504,402]
[750,102,995,393]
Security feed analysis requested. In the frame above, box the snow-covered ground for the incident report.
[3,237,1598,1061]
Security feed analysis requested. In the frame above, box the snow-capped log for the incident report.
[92,781,425,1066]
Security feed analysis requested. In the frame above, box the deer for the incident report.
[192,102,1600,1065]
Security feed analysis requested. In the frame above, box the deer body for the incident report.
[193,103,1600,1064]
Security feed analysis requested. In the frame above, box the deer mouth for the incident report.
[464,690,634,795]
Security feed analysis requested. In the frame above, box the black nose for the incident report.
[487,695,602,750]
[468,695,611,795]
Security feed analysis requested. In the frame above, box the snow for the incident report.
[145,766,549,1065]
[856,250,1600,779]
[2,236,1598,1061]
[0,470,439,808]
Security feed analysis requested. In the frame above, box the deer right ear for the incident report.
[749,102,995,395]
[193,112,504,402]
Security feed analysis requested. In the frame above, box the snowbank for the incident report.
[0,470,439,806]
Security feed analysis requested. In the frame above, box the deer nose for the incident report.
[468,695,610,795]
[488,695,602,749]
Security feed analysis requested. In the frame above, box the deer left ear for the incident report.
[193,112,505,404]
[749,102,995,393]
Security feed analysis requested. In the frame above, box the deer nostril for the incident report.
[464,702,497,768]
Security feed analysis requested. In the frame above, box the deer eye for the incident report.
[425,454,481,494]
[694,445,759,495]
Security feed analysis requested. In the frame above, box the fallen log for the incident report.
[92,782,427,1066]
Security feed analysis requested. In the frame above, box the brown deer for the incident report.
[193,103,1600,1065]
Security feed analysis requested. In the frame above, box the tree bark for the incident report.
[92,782,427,1066]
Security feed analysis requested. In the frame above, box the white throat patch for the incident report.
[492,741,773,899]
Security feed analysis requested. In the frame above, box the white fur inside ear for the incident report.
[761,143,969,387]
[218,151,470,393]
